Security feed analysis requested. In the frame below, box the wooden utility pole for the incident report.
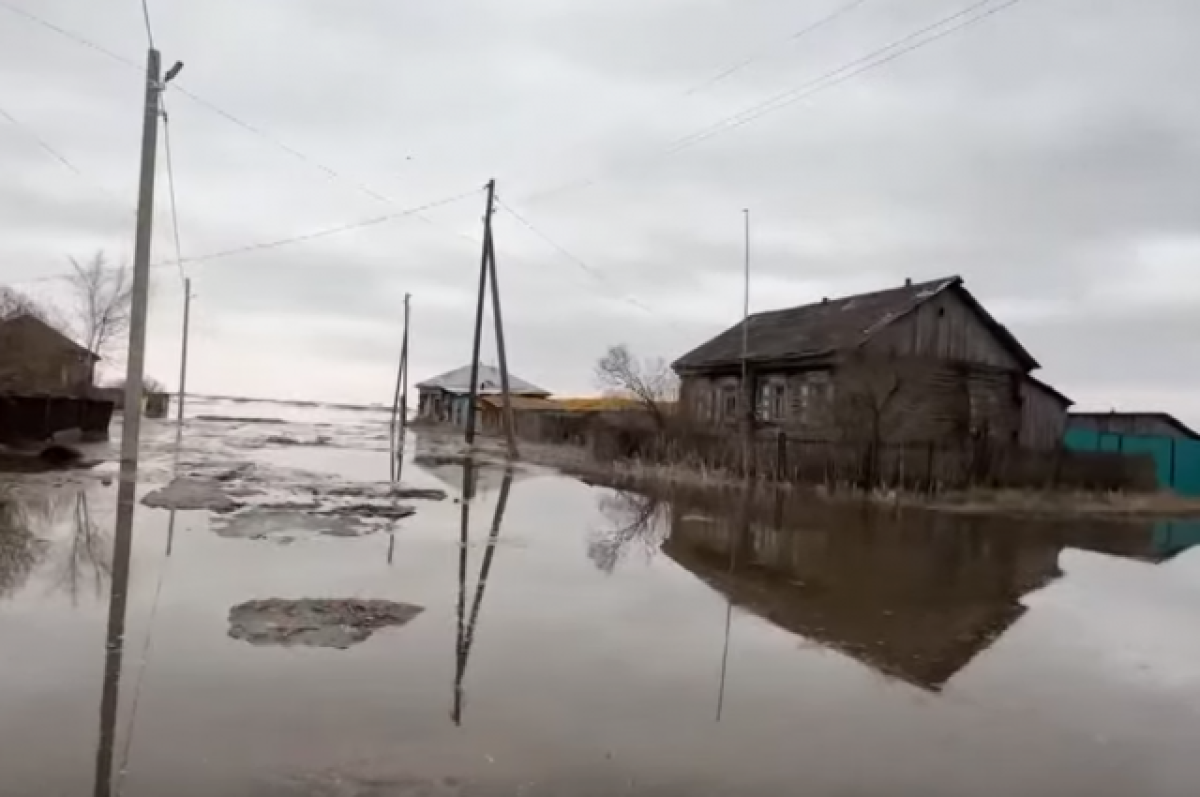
[399,293,411,439]
[464,181,494,447]
[485,230,518,458]
[174,277,191,447]
[464,179,518,456]
[390,292,411,465]
[740,208,752,479]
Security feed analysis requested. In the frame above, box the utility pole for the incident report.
[740,208,752,479]
[390,292,411,469]
[399,292,411,441]
[174,277,191,447]
[117,48,162,475]
[485,223,518,458]
[464,180,495,447]
[98,49,163,797]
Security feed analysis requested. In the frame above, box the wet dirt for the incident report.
[227,598,424,649]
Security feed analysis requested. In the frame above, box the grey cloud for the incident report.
[2,0,1199,420]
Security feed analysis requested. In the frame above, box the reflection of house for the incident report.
[0,314,98,394]
[416,365,549,429]
[411,433,533,498]
[672,276,1071,448]
[662,491,1158,691]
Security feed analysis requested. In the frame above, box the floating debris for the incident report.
[211,508,373,539]
[227,598,424,649]
[141,477,242,513]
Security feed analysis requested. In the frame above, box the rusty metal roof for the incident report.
[673,276,1039,372]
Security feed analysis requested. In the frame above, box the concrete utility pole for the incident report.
[117,48,163,475]
[98,48,164,797]
[464,180,495,446]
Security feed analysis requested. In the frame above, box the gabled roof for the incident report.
[416,364,549,396]
[1069,412,1200,442]
[673,276,1038,372]
[0,313,99,360]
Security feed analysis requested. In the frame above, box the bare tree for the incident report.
[66,251,132,360]
[832,357,918,487]
[594,344,679,429]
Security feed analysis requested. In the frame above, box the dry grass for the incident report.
[418,428,1200,520]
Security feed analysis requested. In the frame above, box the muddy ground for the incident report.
[2,397,1200,796]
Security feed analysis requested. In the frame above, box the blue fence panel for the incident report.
[1065,429,1200,496]
[1173,439,1200,497]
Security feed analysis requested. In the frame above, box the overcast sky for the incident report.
[2,0,1198,421]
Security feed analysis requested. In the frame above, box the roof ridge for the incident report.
[748,275,961,321]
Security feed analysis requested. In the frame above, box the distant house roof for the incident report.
[1068,412,1200,442]
[673,276,1038,373]
[0,313,99,360]
[416,364,549,397]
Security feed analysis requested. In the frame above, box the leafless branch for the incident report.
[595,344,678,429]
[66,251,132,360]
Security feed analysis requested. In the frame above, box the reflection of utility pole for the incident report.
[716,492,752,722]
[453,458,475,725]
[453,465,513,725]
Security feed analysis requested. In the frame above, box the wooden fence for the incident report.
[585,424,1157,493]
[0,394,115,443]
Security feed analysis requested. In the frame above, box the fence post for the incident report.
[1170,437,1178,489]
[925,442,935,494]
[776,431,787,482]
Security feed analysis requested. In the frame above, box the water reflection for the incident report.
[0,489,49,599]
[453,459,515,725]
[93,467,137,797]
[0,488,112,604]
[599,486,1176,694]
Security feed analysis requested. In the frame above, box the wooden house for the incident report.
[0,313,98,395]
[672,276,1071,449]
[415,364,549,429]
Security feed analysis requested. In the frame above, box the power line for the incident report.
[160,99,186,284]
[524,0,1021,203]
[685,0,874,95]
[494,195,683,330]
[0,100,134,215]
[139,0,156,48]
[5,187,480,288]
[663,0,1021,155]
[0,1,139,69]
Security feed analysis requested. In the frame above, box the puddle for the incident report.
[2,397,1200,796]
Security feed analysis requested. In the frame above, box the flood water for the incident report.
[2,399,1200,796]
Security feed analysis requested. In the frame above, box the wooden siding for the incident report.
[1020,380,1069,449]
[681,358,1041,446]
[864,288,1023,371]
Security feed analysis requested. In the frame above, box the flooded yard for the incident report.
[3,399,1200,796]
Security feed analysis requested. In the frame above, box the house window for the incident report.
[758,382,786,422]
[721,384,737,418]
